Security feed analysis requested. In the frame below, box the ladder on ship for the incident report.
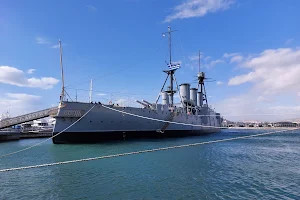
[158,112,176,133]
[0,107,58,129]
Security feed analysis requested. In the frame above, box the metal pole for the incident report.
[199,50,201,73]
[59,40,65,102]
[89,79,93,102]
[168,26,174,106]
[75,90,78,102]
[170,71,173,106]
[168,26,172,64]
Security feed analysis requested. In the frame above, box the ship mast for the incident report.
[89,79,93,102]
[165,26,178,106]
[155,26,179,106]
[59,40,65,102]
[198,50,201,73]
[197,50,208,106]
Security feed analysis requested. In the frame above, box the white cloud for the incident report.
[298,92,300,97]
[5,93,41,101]
[217,47,300,121]
[107,96,138,107]
[223,52,244,63]
[207,59,224,68]
[188,54,204,61]
[204,56,211,62]
[36,37,49,44]
[230,55,243,63]
[223,52,240,58]
[216,81,223,85]
[215,94,300,122]
[27,69,36,74]
[115,98,136,107]
[51,44,59,49]
[256,96,273,103]
[51,43,66,49]
[86,5,97,11]
[228,48,300,95]
[164,0,235,22]
[187,53,222,70]
[285,38,293,45]
[0,93,42,117]
[188,55,199,61]
[0,66,59,89]
[188,54,212,63]
[97,93,107,96]
[173,60,182,65]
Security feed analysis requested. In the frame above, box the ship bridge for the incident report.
[0,107,58,129]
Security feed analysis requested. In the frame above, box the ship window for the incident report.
[101,121,103,123]
[90,120,92,123]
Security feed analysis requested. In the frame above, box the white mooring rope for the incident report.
[0,105,96,159]
[102,105,225,129]
[0,128,298,173]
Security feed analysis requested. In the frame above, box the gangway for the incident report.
[0,107,58,129]
[157,112,176,133]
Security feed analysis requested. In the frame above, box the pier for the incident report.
[0,107,58,129]
[20,132,52,138]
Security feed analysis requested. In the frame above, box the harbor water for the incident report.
[0,129,299,199]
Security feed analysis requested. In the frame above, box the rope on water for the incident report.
[0,105,96,159]
[0,128,298,173]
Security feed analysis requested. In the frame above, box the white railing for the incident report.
[0,107,58,129]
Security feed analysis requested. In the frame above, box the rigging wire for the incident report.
[66,37,166,88]
[64,87,155,96]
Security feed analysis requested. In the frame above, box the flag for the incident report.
[167,63,181,70]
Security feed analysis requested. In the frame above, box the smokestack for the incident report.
[162,92,169,105]
[179,83,190,103]
[190,88,197,106]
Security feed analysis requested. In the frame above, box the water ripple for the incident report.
[0,130,299,199]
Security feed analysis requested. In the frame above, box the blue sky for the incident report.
[1,0,300,121]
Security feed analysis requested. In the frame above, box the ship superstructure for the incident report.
[52,27,222,144]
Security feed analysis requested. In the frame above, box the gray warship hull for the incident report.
[52,102,221,144]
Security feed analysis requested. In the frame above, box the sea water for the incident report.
[0,129,299,199]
